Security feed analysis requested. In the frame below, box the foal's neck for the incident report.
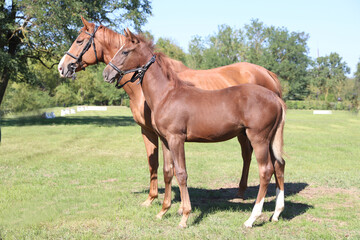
[141,54,175,111]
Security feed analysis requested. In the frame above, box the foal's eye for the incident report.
[122,51,129,55]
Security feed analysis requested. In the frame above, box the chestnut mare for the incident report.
[102,30,286,228]
[58,17,282,205]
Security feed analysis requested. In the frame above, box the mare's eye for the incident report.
[122,51,129,55]
[76,39,84,45]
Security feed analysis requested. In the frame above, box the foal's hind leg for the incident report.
[244,138,274,228]
[237,134,253,199]
[271,158,285,222]
[156,140,174,219]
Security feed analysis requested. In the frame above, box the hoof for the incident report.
[141,200,152,207]
[141,197,155,207]
[271,216,279,222]
[243,220,253,228]
[178,223,187,229]
[156,213,163,220]
[236,190,246,200]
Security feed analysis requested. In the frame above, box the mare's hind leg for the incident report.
[244,134,274,228]
[141,128,159,206]
[271,157,285,222]
[237,134,253,199]
[156,140,174,219]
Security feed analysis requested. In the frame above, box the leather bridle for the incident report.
[65,25,99,78]
[108,55,156,89]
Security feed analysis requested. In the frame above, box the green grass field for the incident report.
[1,107,359,239]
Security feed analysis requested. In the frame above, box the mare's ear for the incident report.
[81,16,94,31]
[124,28,139,44]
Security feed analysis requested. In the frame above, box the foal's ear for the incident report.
[124,28,139,44]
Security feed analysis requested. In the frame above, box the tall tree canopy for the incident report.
[187,19,311,100]
[310,53,350,101]
[0,0,152,105]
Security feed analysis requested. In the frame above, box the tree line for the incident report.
[1,1,359,114]
[157,20,359,107]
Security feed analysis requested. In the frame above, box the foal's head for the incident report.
[58,16,104,78]
[102,29,154,84]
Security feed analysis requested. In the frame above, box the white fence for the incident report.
[61,106,108,117]
[313,110,332,115]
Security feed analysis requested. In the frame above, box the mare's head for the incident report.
[58,16,104,78]
[102,29,153,84]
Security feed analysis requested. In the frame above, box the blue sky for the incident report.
[143,0,360,76]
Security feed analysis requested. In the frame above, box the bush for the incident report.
[1,82,54,114]
[54,84,79,107]
[285,100,355,111]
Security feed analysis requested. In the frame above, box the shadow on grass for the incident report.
[0,115,136,127]
[135,182,312,225]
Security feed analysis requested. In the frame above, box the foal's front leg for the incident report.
[168,136,191,228]
[141,128,159,206]
[156,140,174,219]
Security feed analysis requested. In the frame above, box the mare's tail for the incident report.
[271,97,286,164]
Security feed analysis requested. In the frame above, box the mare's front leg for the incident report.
[156,139,174,219]
[237,134,253,199]
[168,135,191,228]
[141,128,159,206]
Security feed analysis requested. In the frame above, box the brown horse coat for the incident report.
[102,30,286,228]
[58,17,283,206]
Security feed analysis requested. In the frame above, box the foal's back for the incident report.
[155,82,282,142]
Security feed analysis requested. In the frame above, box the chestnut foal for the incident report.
[103,30,286,228]
[58,17,283,205]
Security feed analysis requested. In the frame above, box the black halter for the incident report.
[66,25,99,78]
[108,55,156,89]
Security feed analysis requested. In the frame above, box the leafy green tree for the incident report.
[262,27,311,100]
[155,38,187,63]
[202,25,245,69]
[355,58,360,90]
[310,53,350,101]
[349,58,360,111]
[0,0,152,106]
[187,25,245,70]
[244,19,267,64]
[187,36,205,69]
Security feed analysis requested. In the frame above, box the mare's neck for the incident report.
[100,29,126,64]
[141,56,175,111]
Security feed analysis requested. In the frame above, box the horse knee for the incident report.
[175,170,188,185]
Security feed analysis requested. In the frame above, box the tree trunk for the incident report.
[0,67,10,106]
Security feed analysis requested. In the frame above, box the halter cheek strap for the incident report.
[108,55,156,89]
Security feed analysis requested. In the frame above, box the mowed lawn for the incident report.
[0,107,359,239]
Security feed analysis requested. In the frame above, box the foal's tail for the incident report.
[271,97,286,164]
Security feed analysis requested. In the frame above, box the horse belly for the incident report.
[185,114,244,142]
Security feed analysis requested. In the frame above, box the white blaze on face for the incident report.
[58,55,66,77]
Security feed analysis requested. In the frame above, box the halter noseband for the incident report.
[108,55,156,89]
[66,25,99,78]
